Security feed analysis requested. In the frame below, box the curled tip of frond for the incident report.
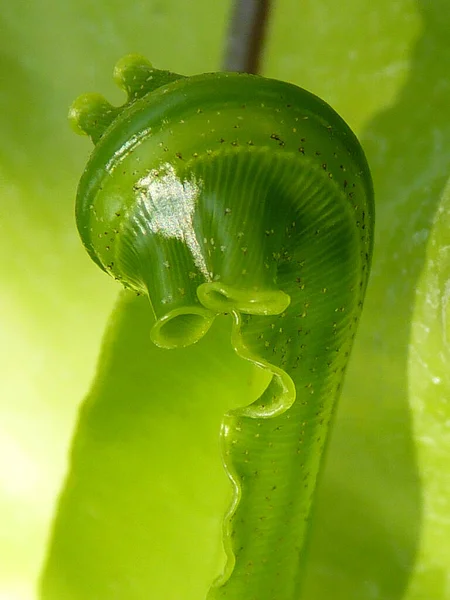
[68,93,119,144]
[113,53,156,101]
[69,54,185,145]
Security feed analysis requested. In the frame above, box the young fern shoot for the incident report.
[70,55,374,600]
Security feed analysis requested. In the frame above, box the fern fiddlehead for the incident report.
[70,55,374,600]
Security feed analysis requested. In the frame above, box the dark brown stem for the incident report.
[222,0,272,74]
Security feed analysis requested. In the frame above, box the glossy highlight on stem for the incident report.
[70,54,374,599]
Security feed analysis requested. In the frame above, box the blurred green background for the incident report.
[1,1,449,599]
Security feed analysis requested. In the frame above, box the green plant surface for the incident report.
[406,176,450,598]
[1,1,449,599]
[57,55,374,600]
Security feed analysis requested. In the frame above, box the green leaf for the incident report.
[406,177,450,598]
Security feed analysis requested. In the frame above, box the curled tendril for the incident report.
[70,54,374,599]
